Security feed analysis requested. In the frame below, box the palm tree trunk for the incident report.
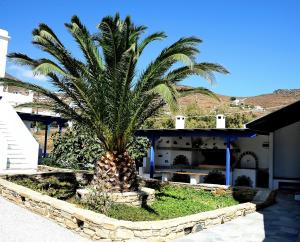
[92,151,139,192]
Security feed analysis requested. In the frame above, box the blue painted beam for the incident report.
[58,124,63,136]
[135,129,257,139]
[149,136,155,178]
[225,137,231,186]
[43,124,51,158]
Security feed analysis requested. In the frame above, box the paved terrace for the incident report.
[0,192,299,242]
[173,191,300,242]
[0,196,91,242]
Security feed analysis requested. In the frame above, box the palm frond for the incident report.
[138,32,167,55]
[178,87,220,101]
[2,14,229,152]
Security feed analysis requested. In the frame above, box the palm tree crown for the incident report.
[0,14,228,159]
[1,14,229,191]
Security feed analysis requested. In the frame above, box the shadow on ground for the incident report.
[261,190,300,242]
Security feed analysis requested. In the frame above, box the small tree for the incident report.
[226,113,256,128]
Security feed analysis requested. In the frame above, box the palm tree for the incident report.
[0,14,229,192]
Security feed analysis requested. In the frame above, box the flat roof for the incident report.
[17,112,68,125]
[135,128,260,138]
[246,99,300,133]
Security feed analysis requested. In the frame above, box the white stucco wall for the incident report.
[235,135,270,169]
[154,135,270,169]
[155,150,172,166]
[273,121,300,179]
[155,136,192,166]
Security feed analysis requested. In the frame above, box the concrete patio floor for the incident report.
[0,196,91,242]
[1,191,299,242]
[173,191,300,242]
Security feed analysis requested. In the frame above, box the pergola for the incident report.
[135,128,258,185]
[17,112,68,157]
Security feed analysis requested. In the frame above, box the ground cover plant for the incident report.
[8,176,77,200]
[7,176,239,221]
[106,184,238,221]
[0,13,228,192]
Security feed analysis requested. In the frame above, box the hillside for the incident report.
[177,87,300,117]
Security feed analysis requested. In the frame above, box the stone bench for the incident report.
[156,170,208,185]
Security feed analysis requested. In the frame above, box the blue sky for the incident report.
[0,0,299,96]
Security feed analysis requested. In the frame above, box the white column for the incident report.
[190,175,200,185]
[161,173,172,182]
[0,29,10,78]
[268,132,274,189]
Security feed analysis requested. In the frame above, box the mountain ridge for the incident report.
[177,86,300,117]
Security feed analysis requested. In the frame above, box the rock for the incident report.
[114,228,134,239]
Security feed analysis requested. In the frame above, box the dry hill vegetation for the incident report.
[32,87,300,151]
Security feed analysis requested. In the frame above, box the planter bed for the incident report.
[0,170,272,241]
[5,174,240,221]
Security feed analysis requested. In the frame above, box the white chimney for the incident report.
[0,29,10,78]
[216,114,226,128]
[175,115,185,129]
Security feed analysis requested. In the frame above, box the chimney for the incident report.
[0,29,10,78]
[175,115,185,129]
[216,114,225,128]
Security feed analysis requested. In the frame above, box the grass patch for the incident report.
[7,176,239,221]
[107,185,238,221]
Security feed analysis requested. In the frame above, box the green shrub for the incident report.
[47,124,103,170]
[235,175,253,187]
[10,176,77,200]
[127,136,150,164]
[79,186,113,215]
[232,187,256,203]
[46,124,149,170]
[204,170,225,185]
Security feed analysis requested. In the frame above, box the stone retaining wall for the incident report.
[2,170,94,187]
[0,178,257,242]
[77,187,155,207]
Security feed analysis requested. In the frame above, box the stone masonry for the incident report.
[77,187,155,207]
[0,178,258,242]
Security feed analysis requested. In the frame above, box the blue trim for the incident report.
[149,136,155,178]
[43,124,51,158]
[225,137,231,186]
[135,129,257,139]
[58,124,63,136]
[135,129,257,182]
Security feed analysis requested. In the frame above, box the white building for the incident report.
[0,29,39,173]
[247,100,300,190]
[138,102,300,190]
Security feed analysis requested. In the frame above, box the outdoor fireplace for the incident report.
[201,149,234,166]
[173,155,190,166]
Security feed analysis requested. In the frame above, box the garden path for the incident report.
[0,196,91,242]
[173,191,300,242]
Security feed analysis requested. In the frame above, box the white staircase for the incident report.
[0,101,39,173]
